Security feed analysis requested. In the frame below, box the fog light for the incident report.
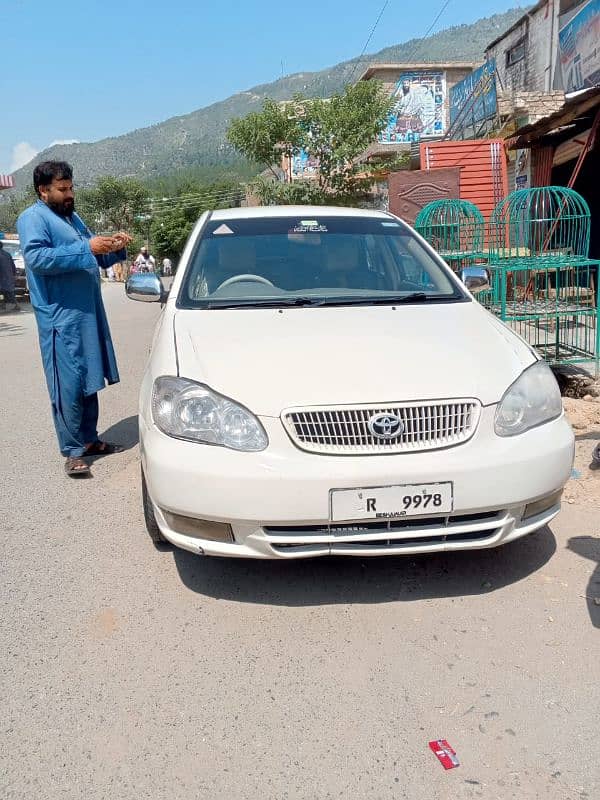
[162,510,234,542]
[523,490,563,520]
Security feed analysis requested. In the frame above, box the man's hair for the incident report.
[33,161,73,196]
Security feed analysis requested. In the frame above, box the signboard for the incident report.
[559,0,600,93]
[378,71,446,144]
[514,149,531,190]
[291,149,319,179]
[449,60,497,126]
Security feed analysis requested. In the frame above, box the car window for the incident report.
[179,215,466,309]
[3,243,22,259]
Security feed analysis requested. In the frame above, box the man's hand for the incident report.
[89,236,118,255]
[111,232,133,249]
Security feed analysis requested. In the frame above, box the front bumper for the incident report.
[14,272,28,298]
[140,408,574,559]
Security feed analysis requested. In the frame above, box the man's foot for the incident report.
[84,440,125,457]
[65,457,92,477]
[12,304,21,312]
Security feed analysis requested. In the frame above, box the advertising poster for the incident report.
[291,149,319,179]
[378,71,446,144]
[559,0,600,92]
[449,60,497,126]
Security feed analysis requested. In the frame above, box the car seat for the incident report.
[323,238,378,290]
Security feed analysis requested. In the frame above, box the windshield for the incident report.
[179,215,467,309]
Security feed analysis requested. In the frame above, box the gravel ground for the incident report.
[1,286,599,800]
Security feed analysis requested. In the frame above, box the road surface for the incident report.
[1,284,599,799]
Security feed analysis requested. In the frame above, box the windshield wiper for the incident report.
[205,293,459,310]
[206,297,324,309]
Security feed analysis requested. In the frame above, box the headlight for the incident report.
[152,376,268,451]
[495,361,562,437]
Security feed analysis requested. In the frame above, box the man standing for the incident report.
[0,241,20,312]
[17,161,132,478]
[135,246,155,273]
[162,256,173,276]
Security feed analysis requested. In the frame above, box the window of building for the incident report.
[506,38,527,67]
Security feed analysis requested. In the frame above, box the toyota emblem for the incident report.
[367,412,404,439]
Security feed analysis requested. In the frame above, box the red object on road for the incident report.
[429,739,460,770]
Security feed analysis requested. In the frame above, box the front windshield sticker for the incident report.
[213,224,234,235]
[291,221,328,233]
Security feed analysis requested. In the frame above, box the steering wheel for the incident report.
[216,274,275,291]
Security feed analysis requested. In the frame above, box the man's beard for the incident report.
[47,198,75,217]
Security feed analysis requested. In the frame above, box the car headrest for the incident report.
[324,239,361,272]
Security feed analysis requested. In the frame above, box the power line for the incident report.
[403,0,452,62]
[349,1,389,84]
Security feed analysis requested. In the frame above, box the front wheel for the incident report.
[141,467,168,547]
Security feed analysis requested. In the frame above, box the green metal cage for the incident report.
[480,187,599,370]
[488,186,591,266]
[415,199,485,266]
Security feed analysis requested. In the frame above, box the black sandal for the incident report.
[85,440,125,456]
[65,456,92,477]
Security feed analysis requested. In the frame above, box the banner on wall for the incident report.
[559,0,600,93]
[291,149,319,179]
[449,60,497,127]
[378,71,446,144]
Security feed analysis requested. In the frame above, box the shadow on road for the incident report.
[172,526,557,606]
[567,536,600,628]
[0,320,26,337]
[99,415,139,451]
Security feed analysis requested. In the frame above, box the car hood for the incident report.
[173,302,536,416]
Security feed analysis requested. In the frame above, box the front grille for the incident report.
[282,400,480,454]
[264,510,507,554]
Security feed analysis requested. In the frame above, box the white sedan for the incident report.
[127,206,574,559]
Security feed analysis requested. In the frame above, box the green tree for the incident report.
[0,188,37,233]
[227,81,394,205]
[77,176,149,233]
[149,179,244,262]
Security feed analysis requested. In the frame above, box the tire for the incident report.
[141,467,168,546]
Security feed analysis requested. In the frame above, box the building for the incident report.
[483,0,599,135]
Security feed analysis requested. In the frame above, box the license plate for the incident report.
[330,482,453,522]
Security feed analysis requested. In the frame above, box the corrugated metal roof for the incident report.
[508,85,600,148]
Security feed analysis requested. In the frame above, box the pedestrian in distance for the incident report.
[162,256,173,276]
[17,161,133,478]
[135,246,155,273]
[0,240,20,312]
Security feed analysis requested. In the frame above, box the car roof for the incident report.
[210,205,393,221]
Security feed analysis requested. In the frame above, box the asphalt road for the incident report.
[1,284,599,800]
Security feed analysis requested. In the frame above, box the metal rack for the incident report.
[482,187,599,369]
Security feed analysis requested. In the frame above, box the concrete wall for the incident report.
[486,2,558,94]
[497,89,565,125]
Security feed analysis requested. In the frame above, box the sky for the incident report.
[0,0,524,174]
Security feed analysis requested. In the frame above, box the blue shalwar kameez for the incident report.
[17,201,125,457]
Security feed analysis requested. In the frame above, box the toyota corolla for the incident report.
[127,206,574,558]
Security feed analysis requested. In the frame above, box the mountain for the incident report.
[11,8,528,190]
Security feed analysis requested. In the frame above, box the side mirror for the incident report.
[125,273,165,303]
[460,266,490,294]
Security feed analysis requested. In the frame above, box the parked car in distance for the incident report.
[1,238,27,299]
[127,206,574,559]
